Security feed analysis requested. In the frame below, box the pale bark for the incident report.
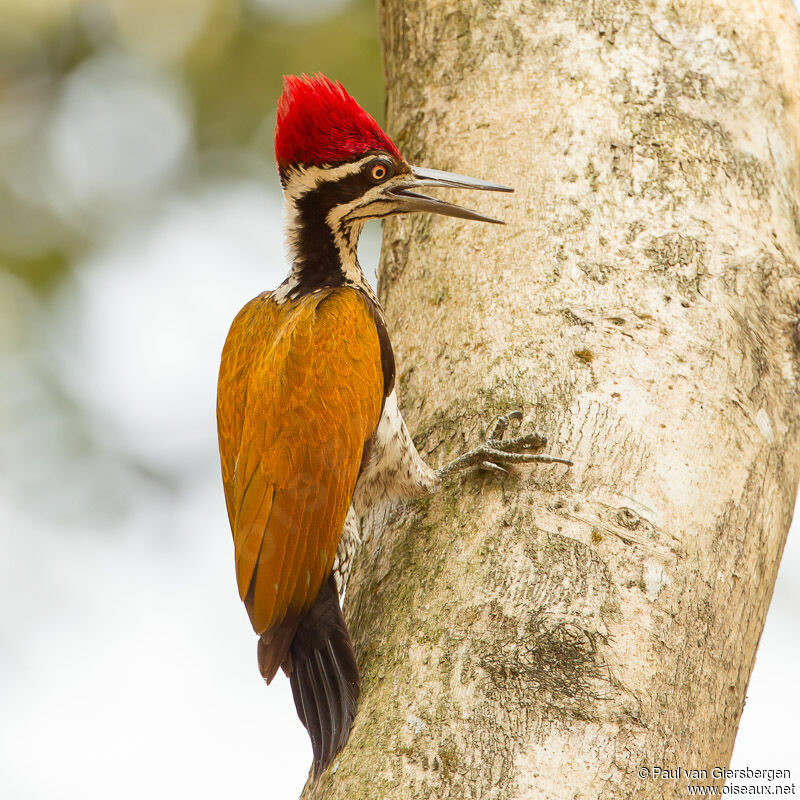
[302,1,800,798]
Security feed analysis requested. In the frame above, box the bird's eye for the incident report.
[368,161,392,183]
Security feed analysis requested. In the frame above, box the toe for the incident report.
[480,460,509,476]
[489,410,524,442]
[500,432,547,452]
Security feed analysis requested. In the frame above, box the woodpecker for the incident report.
[216,74,570,779]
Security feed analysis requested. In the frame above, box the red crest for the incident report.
[275,74,401,175]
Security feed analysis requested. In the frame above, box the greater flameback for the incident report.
[216,73,570,779]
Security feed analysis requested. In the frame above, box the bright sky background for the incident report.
[0,2,798,797]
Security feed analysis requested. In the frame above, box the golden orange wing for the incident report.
[216,287,383,635]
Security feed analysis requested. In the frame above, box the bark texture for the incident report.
[303,1,800,797]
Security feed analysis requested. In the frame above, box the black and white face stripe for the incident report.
[276,153,408,301]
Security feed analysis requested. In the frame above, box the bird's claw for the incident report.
[487,411,547,454]
[488,410,523,442]
[478,446,573,469]
[437,411,573,480]
[480,460,508,476]
[496,432,548,452]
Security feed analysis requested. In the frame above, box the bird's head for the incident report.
[274,74,512,230]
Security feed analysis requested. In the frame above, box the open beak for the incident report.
[386,165,513,224]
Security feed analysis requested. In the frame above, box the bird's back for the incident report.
[217,286,384,648]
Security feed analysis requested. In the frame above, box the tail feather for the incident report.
[324,638,358,751]
[257,617,298,684]
[291,660,324,763]
[313,649,340,765]
[286,573,360,778]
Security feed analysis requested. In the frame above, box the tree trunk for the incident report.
[303,1,800,797]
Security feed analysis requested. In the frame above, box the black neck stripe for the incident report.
[289,170,371,294]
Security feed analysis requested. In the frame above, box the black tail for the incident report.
[287,573,360,778]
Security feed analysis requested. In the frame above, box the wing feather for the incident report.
[217,287,383,636]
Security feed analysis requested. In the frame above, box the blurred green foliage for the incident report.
[0,0,384,295]
[0,0,384,517]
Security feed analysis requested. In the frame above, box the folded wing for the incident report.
[217,287,383,639]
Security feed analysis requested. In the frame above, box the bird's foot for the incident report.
[435,411,572,480]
